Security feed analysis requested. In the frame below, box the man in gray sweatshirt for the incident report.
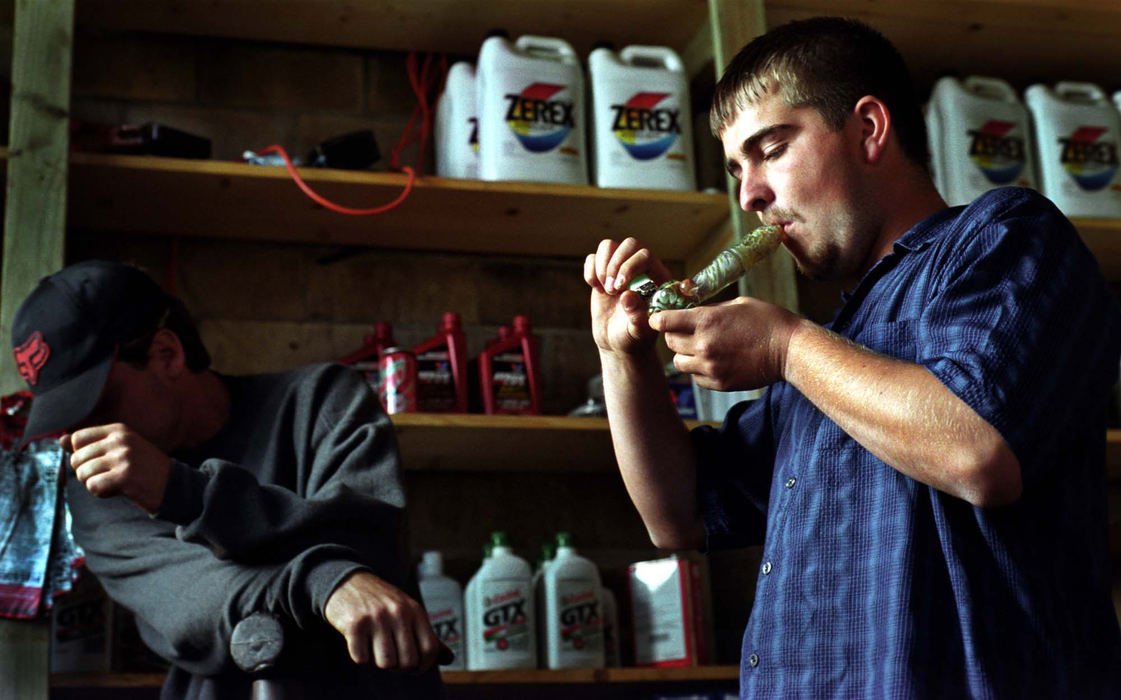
[11,260,444,699]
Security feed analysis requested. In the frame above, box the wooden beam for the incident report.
[0,1,74,698]
[1,0,73,393]
[706,0,799,312]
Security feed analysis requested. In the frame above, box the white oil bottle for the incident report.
[434,61,479,179]
[1025,81,1121,218]
[925,75,1037,206]
[542,532,605,669]
[417,551,466,670]
[466,531,537,669]
[588,43,696,191]
[476,31,588,184]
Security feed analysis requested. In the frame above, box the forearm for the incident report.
[601,349,705,549]
[783,320,1021,506]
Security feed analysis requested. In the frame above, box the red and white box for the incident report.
[627,553,713,667]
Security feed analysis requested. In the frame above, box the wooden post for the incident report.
[704,0,798,312]
[0,1,75,699]
[1,0,73,393]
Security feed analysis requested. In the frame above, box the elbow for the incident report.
[956,440,1022,508]
[646,519,706,551]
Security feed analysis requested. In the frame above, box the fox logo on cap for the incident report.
[14,330,50,386]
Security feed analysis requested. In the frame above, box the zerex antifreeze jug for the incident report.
[476,32,588,184]
[588,44,696,191]
[1025,81,1121,218]
[435,61,478,179]
[925,75,1037,206]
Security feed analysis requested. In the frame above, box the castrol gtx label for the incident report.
[611,92,683,161]
[481,587,530,653]
[966,120,1026,185]
[428,607,463,652]
[557,586,603,653]
[1058,126,1119,191]
[505,83,577,154]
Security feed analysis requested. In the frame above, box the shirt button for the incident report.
[748,653,760,667]
[785,477,796,488]
[762,562,772,575]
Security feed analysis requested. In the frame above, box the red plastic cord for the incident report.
[389,51,447,176]
[257,144,416,216]
[255,50,443,216]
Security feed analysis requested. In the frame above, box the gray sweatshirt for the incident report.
[66,363,442,699]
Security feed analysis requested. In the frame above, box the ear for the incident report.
[852,96,891,164]
[148,328,188,380]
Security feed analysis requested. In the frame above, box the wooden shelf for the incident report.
[32,150,1121,273]
[74,1,1121,89]
[60,151,728,262]
[767,0,1121,89]
[51,666,739,688]
[75,0,712,58]
[440,665,739,684]
[391,413,715,472]
[1079,221,1121,282]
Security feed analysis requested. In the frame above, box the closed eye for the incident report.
[762,143,787,161]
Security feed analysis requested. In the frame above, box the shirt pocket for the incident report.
[850,319,918,363]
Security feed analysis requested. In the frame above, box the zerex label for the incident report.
[1058,126,1119,192]
[609,91,685,162]
[480,586,531,654]
[556,584,603,653]
[966,120,1027,185]
[504,83,579,156]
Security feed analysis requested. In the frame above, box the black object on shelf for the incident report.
[71,121,212,159]
[304,130,380,170]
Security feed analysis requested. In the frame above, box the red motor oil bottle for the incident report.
[479,315,541,415]
[412,311,469,413]
[339,321,395,392]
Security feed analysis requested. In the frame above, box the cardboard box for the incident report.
[627,553,713,667]
[50,572,113,673]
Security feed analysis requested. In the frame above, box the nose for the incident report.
[738,169,773,213]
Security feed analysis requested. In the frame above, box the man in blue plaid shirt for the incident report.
[585,17,1120,698]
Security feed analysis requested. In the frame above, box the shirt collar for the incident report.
[891,205,963,254]
[837,205,962,307]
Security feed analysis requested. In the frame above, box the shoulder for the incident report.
[934,187,1088,268]
[228,364,372,411]
[956,186,1074,240]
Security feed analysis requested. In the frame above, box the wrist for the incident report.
[782,318,826,387]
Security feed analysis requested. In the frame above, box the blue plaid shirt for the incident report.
[693,187,1121,698]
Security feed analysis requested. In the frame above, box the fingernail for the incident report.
[605,276,615,293]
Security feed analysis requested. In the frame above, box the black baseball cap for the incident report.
[11,261,173,447]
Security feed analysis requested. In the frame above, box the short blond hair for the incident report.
[710,17,929,170]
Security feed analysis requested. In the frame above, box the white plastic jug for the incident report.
[588,44,696,191]
[542,532,604,669]
[1024,81,1121,218]
[463,542,491,670]
[466,532,537,670]
[476,33,588,184]
[417,551,466,670]
[435,62,478,179]
[533,542,555,668]
[925,75,1037,206]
